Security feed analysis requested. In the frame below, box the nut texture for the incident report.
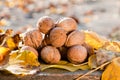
[56,17,77,33]
[23,29,43,49]
[37,16,55,34]
[20,46,38,56]
[65,30,85,47]
[67,45,87,64]
[41,46,61,64]
[50,27,67,47]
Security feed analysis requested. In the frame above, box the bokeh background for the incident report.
[0,0,120,37]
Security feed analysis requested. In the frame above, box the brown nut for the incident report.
[50,27,67,47]
[41,46,61,64]
[20,46,38,56]
[67,45,87,64]
[56,17,77,33]
[37,16,55,34]
[23,28,43,49]
[65,30,85,47]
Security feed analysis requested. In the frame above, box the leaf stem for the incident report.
[75,61,111,80]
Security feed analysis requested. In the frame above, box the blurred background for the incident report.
[0,0,120,38]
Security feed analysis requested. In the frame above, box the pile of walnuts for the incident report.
[21,16,88,64]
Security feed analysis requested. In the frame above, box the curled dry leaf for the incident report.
[102,57,120,80]
[0,50,40,75]
[88,54,97,69]
[3,34,21,50]
[41,60,90,72]
[84,30,106,49]
[102,41,120,53]
[0,46,10,66]
[96,49,116,66]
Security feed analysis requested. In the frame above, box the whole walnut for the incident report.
[40,46,61,64]
[65,30,85,47]
[20,46,38,56]
[37,16,55,34]
[23,29,43,49]
[56,17,77,33]
[50,27,67,47]
[67,45,87,64]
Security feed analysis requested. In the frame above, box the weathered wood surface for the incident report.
[0,69,102,80]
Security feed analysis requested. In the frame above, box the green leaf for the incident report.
[41,61,90,72]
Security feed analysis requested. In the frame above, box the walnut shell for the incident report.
[56,17,77,33]
[40,46,61,64]
[67,45,87,64]
[37,16,55,34]
[20,46,38,56]
[23,29,43,49]
[50,27,67,47]
[65,30,85,47]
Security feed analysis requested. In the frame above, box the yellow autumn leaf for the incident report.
[4,34,21,50]
[0,50,40,75]
[6,37,16,50]
[41,61,90,72]
[88,54,97,69]
[0,46,10,61]
[9,50,40,67]
[102,57,120,80]
[102,41,120,53]
[84,31,107,49]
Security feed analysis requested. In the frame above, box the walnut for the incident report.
[67,45,87,64]
[23,28,43,49]
[65,30,85,47]
[40,46,61,64]
[56,17,77,33]
[50,27,67,47]
[37,16,55,34]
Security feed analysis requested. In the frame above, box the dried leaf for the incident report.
[9,50,40,66]
[41,61,90,72]
[0,46,10,65]
[84,31,106,49]
[0,50,40,75]
[96,49,116,66]
[3,34,21,50]
[102,41,120,53]
[88,54,97,69]
[102,57,120,80]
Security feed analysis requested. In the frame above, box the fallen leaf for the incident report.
[41,61,90,72]
[96,49,116,66]
[102,41,120,53]
[88,54,97,69]
[9,50,40,66]
[102,57,120,80]
[0,50,40,75]
[0,46,10,65]
[84,30,107,49]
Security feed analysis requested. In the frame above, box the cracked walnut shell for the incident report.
[23,29,43,49]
